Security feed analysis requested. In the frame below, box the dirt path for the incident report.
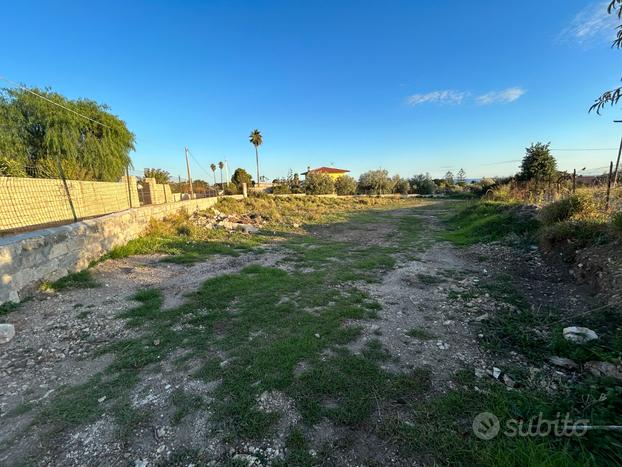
[0,201,601,466]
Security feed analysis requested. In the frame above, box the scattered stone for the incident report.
[233,453,260,466]
[563,327,598,344]
[0,323,15,344]
[97,396,106,403]
[473,313,489,322]
[474,368,487,378]
[502,374,517,388]
[314,333,320,339]
[436,341,449,350]
[134,460,148,467]
[584,361,622,381]
[492,367,502,379]
[548,356,578,370]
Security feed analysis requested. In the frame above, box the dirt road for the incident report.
[0,201,603,466]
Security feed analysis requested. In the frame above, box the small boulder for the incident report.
[562,326,598,344]
[236,224,259,234]
[473,313,489,322]
[584,361,622,381]
[548,356,578,370]
[0,323,15,344]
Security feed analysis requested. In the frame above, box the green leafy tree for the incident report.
[392,175,410,194]
[0,86,134,181]
[249,129,263,185]
[520,142,557,182]
[358,169,393,194]
[457,168,466,185]
[410,173,436,195]
[304,171,335,194]
[444,171,455,186]
[231,167,252,190]
[334,175,357,195]
[144,168,170,184]
[590,1,622,113]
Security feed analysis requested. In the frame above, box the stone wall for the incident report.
[0,176,140,233]
[0,195,244,305]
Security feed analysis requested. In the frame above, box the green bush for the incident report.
[612,211,622,232]
[540,220,610,250]
[0,157,27,177]
[539,193,598,225]
[272,184,292,195]
[304,172,334,195]
[334,175,357,195]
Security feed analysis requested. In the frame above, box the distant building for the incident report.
[302,166,350,180]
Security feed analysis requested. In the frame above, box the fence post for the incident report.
[56,156,78,222]
[606,161,613,211]
[572,169,576,194]
[125,167,133,208]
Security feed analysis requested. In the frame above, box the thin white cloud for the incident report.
[559,1,618,45]
[406,90,468,106]
[475,87,526,105]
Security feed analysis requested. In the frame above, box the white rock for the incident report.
[563,326,598,344]
[134,460,148,467]
[473,313,489,322]
[492,367,502,379]
[0,324,15,344]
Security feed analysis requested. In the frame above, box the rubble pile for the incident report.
[189,209,266,234]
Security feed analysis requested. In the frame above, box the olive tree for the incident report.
[334,175,357,195]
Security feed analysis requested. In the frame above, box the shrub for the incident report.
[539,193,598,225]
[334,175,357,195]
[410,174,436,195]
[613,211,622,232]
[392,177,410,194]
[231,168,252,191]
[272,184,292,195]
[0,157,27,177]
[304,172,334,195]
[358,170,394,195]
[540,221,610,250]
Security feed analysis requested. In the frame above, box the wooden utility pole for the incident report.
[185,146,194,198]
[606,161,614,211]
[572,168,576,194]
[613,120,622,188]
[613,135,622,189]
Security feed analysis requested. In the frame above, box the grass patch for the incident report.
[441,202,539,246]
[43,270,98,291]
[0,301,20,318]
[377,372,619,466]
[406,327,435,340]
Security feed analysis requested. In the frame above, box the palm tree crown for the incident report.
[249,129,263,147]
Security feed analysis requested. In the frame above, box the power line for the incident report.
[187,149,215,181]
[0,74,114,130]
[551,148,617,151]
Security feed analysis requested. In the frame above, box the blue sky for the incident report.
[2,0,621,180]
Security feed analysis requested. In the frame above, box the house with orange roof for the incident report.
[301,166,350,181]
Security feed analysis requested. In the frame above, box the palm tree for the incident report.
[249,129,263,186]
[210,163,217,186]
[218,161,224,188]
